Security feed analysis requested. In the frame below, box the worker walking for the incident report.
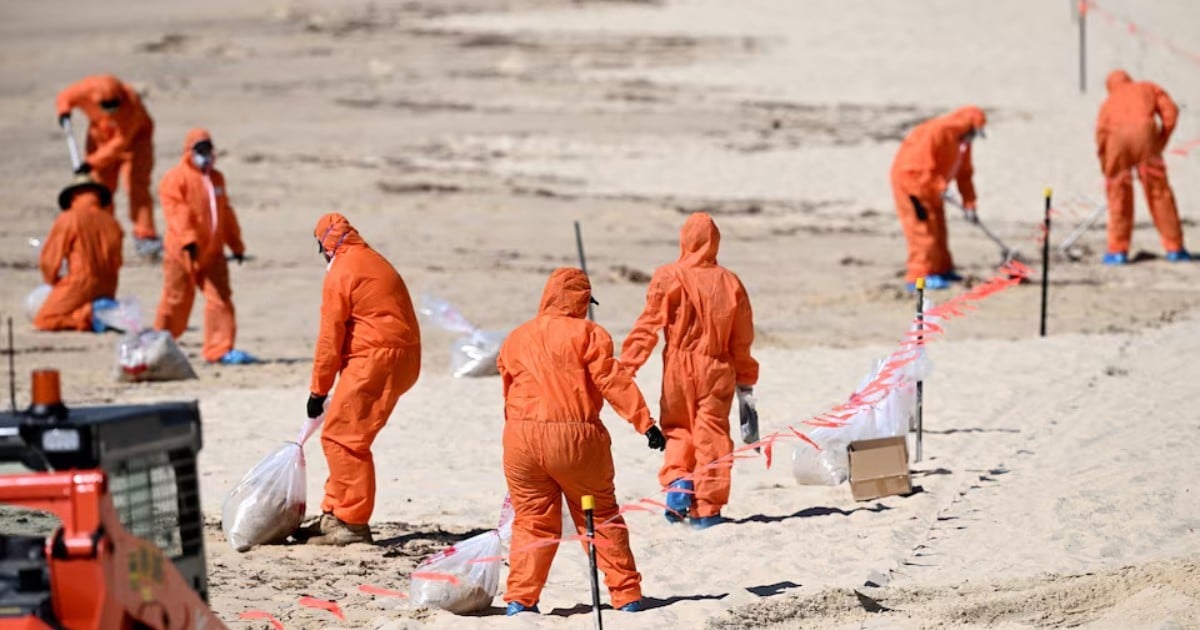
[298,213,422,546]
[33,175,124,332]
[56,74,161,258]
[153,129,254,365]
[1096,70,1189,264]
[500,267,664,615]
[890,106,987,290]
[620,212,758,530]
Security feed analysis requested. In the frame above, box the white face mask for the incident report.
[192,153,213,170]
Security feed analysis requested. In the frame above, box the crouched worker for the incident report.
[499,267,666,615]
[34,175,123,332]
[296,213,421,546]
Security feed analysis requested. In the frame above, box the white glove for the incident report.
[963,208,979,224]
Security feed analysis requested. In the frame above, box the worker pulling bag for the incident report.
[409,497,511,613]
[222,415,322,552]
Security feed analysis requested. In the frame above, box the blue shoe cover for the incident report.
[1166,249,1192,262]
[91,298,119,333]
[905,274,950,292]
[506,602,539,616]
[217,349,258,365]
[618,600,642,612]
[943,270,964,282]
[665,479,693,520]
[690,514,728,530]
[1102,251,1128,265]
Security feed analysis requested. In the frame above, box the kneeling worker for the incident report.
[33,175,124,332]
[499,267,665,615]
[298,213,422,545]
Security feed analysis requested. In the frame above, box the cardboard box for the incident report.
[848,436,912,501]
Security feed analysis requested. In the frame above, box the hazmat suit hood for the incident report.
[678,212,720,266]
[945,106,987,138]
[181,128,213,170]
[313,212,366,258]
[1106,69,1133,93]
[537,267,593,319]
[90,75,122,105]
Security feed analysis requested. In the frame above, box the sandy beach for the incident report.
[1,0,1198,627]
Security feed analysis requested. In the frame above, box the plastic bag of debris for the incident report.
[418,294,505,378]
[409,530,503,614]
[791,441,850,486]
[23,285,51,322]
[94,296,144,334]
[115,331,196,382]
[222,416,322,552]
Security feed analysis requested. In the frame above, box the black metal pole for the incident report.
[1079,2,1087,93]
[915,279,925,462]
[7,318,15,413]
[574,221,595,321]
[1041,189,1052,337]
[583,495,603,630]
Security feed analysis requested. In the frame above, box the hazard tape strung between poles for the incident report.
[1081,1,1200,69]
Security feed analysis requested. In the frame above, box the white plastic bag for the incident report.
[409,530,502,614]
[418,294,505,378]
[116,331,196,382]
[791,442,849,486]
[94,296,144,334]
[24,285,51,322]
[222,416,322,552]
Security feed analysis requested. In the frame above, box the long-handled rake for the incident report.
[944,194,1026,265]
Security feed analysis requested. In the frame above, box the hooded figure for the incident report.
[890,106,987,289]
[620,213,758,529]
[499,267,662,615]
[296,213,421,546]
[55,75,159,252]
[33,175,123,332]
[153,128,251,364]
[1095,70,1187,263]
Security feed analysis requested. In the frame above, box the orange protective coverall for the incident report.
[153,129,245,362]
[499,267,653,609]
[34,189,124,331]
[311,213,421,526]
[620,213,758,519]
[890,106,987,282]
[56,75,157,240]
[1096,70,1184,255]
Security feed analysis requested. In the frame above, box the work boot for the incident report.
[292,512,337,542]
[1166,249,1192,262]
[306,516,373,546]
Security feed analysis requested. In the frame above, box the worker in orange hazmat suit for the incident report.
[56,75,160,258]
[33,175,124,332]
[620,213,758,530]
[500,267,665,615]
[1096,70,1189,264]
[153,129,253,365]
[296,213,422,546]
[890,106,987,290]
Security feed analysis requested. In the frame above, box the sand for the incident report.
[1,0,1198,627]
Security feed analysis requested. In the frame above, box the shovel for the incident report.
[61,117,83,171]
[943,194,1025,265]
[1058,202,1106,260]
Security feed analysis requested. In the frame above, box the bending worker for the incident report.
[499,267,664,615]
[298,213,422,546]
[56,74,160,258]
[154,129,254,365]
[890,106,987,290]
[33,175,123,332]
[1096,70,1189,264]
[620,212,758,530]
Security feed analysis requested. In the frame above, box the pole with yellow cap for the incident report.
[582,495,603,629]
[1041,188,1052,337]
[914,277,926,462]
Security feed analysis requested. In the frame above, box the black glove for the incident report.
[182,243,198,261]
[233,252,245,265]
[307,393,327,419]
[645,425,665,451]
[74,162,92,175]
